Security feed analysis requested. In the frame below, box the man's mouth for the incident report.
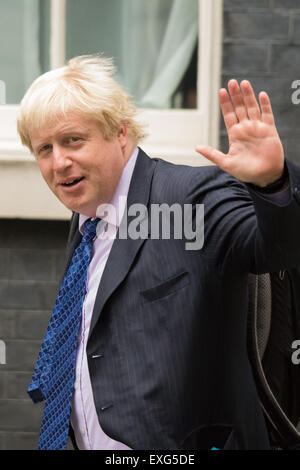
[60,177,85,188]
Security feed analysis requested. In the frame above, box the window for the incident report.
[0,0,50,104]
[0,0,223,219]
[65,0,198,110]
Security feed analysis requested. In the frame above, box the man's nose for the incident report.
[52,145,72,170]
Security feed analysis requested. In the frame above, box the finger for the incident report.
[259,91,275,125]
[227,79,248,122]
[219,88,238,133]
[195,145,227,168]
[240,80,261,121]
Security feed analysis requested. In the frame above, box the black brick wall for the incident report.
[0,220,69,449]
[221,0,300,166]
[1,0,300,450]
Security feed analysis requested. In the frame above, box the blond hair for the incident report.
[17,55,147,153]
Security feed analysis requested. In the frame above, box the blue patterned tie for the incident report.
[28,218,100,450]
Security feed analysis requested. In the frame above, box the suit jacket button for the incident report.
[91,353,103,359]
[100,403,113,412]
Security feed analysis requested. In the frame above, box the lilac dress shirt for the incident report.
[70,147,138,450]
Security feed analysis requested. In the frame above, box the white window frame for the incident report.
[0,0,223,219]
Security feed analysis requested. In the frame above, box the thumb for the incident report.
[195,145,226,167]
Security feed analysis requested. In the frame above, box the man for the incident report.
[18,55,300,450]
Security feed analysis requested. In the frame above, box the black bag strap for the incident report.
[247,272,300,450]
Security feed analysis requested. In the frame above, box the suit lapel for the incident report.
[88,149,156,338]
[59,212,81,284]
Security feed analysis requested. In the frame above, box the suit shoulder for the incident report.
[151,157,247,203]
[152,157,215,188]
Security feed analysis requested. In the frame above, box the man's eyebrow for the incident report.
[31,124,94,149]
[59,128,91,136]
[34,129,91,145]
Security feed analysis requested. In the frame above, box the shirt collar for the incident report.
[79,147,139,234]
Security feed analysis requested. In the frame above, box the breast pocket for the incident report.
[140,270,190,303]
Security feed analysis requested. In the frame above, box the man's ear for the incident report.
[118,123,128,150]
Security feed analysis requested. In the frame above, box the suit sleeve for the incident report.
[194,159,300,274]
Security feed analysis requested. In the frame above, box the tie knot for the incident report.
[82,218,100,243]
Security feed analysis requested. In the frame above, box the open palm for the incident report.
[196,80,284,187]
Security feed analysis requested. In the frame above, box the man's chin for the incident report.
[62,199,98,217]
[56,196,84,215]
[56,191,105,217]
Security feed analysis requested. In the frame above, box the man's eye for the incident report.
[70,137,81,142]
[39,144,51,153]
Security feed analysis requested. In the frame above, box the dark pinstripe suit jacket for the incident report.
[66,148,300,450]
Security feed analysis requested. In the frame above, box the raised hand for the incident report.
[196,80,284,187]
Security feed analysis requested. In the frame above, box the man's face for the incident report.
[30,113,130,216]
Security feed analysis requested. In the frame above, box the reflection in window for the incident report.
[66,0,198,109]
[0,0,50,104]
